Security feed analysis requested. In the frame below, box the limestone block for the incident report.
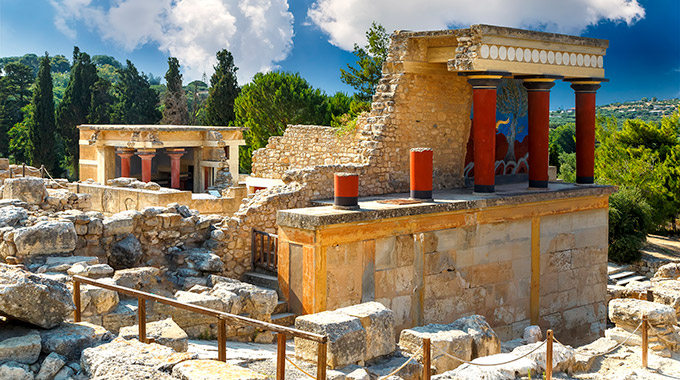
[208,284,241,314]
[13,221,77,257]
[112,266,160,292]
[155,291,230,338]
[651,280,680,317]
[295,311,366,369]
[653,263,680,281]
[185,248,223,273]
[511,341,575,373]
[172,359,266,380]
[522,325,542,344]
[433,353,536,380]
[80,284,119,316]
[0,325,41,364]
[2,178,47,204]
[208,276,276,316]
[109,234,142,269]
[68,263,114,279]
[42,256,98,273]
[609,298,677,329]
[102,211,140,236]
[365,354,423,380]
[336,302,395,361]
[399,324,472,373]
[450,315,500,358]
[0,361,33,380]
[35,352,67,380]
[0,264,74,328]
[0,206,27,228]
[572,337,618,372]
[119,318,189,352]
[40,322,112,360]
[101,300,138,333]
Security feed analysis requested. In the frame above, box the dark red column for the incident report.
[522,78,556,188]
[137,150,156,183]
[467,74,504,193]
[569,81,602,184]
[116,149,134,178]
[166,149,186,189]
[410,148,433,200]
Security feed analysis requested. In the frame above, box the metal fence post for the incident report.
[546,329,553,380]
[423,338,431,380]
[277,333,286,380]
[317,341,327,380]
[73,280,81,322]
[642,315,648,368]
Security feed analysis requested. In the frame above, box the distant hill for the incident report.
[550,98,680,127]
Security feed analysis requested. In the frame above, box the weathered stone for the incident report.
[434,353,536,380]
[399,323,472,373]
[2,178,47,204]
[40,322,112,361]
[13,221,77,257]
[100,300,137,333]
[43,256,98,272]
[52,365,75,380]
[651,280,680,317]
[109,234,142,269]
[119,318,188,352]
[0,325,41,364]
[365,354,423,380]
[111,267,160,291]
[172,359,267,380]
[573,337,618,372]
[208,284,241,314]
[155,291,229,338]
[295,311,366,369]
[609,298,677,328]
[185,249,223,273]
[450,315,500,358]
[523,325,542,344]
[346,368,370,380]
[0,361,33,380]
[0,206,28,228]
[81,337,194,378]
[653,263,680,281]
[512,341,575,373]
[102,211,139,236]
[0,264,74,328]
[208,277,277,316]
[81,285,119,316]
[35,352,67,380]
[336,302,395,361]
[67,263,114,279]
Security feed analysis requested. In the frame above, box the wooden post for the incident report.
[22,163,25,177]
[642,315,648,368]
[73,280,81,322]
[546,329,553,380]
[317,342,327,380]
[276,333,286,380]
[423,338,431,380]
[218,319,227,362]
[138,297,146,343]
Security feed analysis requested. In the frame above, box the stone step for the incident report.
[609,271,636,280]
[274,300,288,315]
[242,271,283,298]
[607,263,632,275]
[616,275,648,286]
[271,312,296,327]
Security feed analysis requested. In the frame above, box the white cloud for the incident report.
[50,0,294,83]
[307,0,645,51]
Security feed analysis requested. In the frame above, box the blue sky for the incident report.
[0,0,678,109]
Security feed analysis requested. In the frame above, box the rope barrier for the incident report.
[647,323,678,347]
[553,320,644,358]
[378,344,423,380]
[284,355,316,379]
[42,168,68,189]
[433,340,547,367]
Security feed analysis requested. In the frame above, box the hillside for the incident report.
[550,97,680,127]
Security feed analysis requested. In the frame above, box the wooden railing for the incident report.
[252,229,278,273]
[72,275,328,379]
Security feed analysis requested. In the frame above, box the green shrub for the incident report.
[608,188,654,263]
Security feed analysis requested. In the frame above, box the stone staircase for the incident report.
[242,270,296,327]
[607,262,647,286]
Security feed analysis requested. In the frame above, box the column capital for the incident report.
[517,75,562,91]
[136,149,156,158]
[116,148,135,158]
[459,71,509,89]
[565,77,608,93]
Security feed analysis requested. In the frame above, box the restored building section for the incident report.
[277,184,614,344]
[78,124,246,191]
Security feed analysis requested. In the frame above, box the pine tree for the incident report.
[204,50,239,126]
[161,57,189,124]
[340,22,389,102]
[0,62,33,157]
[111,60,161,124]
[56,47,98,175]
[27,53,57,173]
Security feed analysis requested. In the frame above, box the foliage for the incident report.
[205,49,239,126]
[550,98,680,128]
[56,47,99,175]
[0,54,40,77]
[161,57,189,125]
[7,107,30,163]
[111,60,161,124]
[50,55,71,73]
[88,77,114,124]
[26,53,57,173]
[235,71,329,172]
[331,97,370,136]
[496,79,527,161]
[548,142,560,171]
[340,22,389,102]
[96,64,119,84]
[92,55,122,69]
[595,111,680,228]
[557,152,576,183]
[0,62,33,156]
[608,188,654,263]
[549,123,576,154]
[186,80,209,125]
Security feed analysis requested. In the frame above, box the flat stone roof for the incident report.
[277,182,616,230]
[78,124,246,132]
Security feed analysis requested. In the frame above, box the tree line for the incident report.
[0,23,387,178]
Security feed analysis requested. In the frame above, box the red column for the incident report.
[522,78,556,188]
[137,150,156,183]
[467,74,504,193]
[333,173,359,209]
[166,149,186,189]
[116,149,134,178]
[569,81,602,184]
[410,148,433,200]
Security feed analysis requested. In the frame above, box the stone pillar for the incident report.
[166,148,186,189]
[116,148,135,178]
[522,77,558,188]
[137,149,156,183]
[466,73,505,193]
[568,79,605,184]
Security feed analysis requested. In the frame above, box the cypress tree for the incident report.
[56,47,98,175]
[161,57,189,124]
[27,53,57,173]
[87,77,114,124]
[111,60,161,124]
[204,49,239,126]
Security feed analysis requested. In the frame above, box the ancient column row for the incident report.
[115,148,185,189]
[466,72,605,193]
